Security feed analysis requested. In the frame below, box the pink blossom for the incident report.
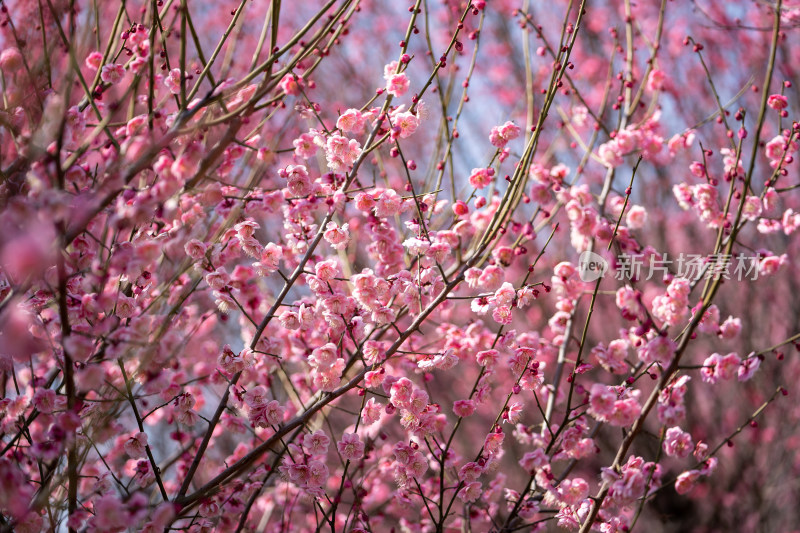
[458,481,482,502]
[647,69,667,91]
[323,221,350,250]
[489,121,521,147]
[100,63,125,84]
[305,429,330,455]
[337,432,365,460]
[767,94,788,110]
[675,470,701,495]
[663,427,693,458]
[453,399,476,417]
[337,108,367,133]
[468,167,494,189]
[386,72,410,97]
[279,73,304,96]
[164,68,182,94]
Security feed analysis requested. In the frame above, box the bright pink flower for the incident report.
[767,94,788,110]
[305,429,330,455]
[279,73,304,96]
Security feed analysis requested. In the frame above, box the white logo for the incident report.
[578,251,609,282]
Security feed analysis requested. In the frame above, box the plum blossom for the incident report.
[337,432,365,460]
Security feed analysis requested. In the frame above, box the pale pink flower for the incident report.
[305,430,330,455]
[324,135,362,172]
[738,354,761,382]
[337,108,367,133]
[115,295,137,318]
[675,470,701,495]
[742,196,762,221]
[323,221,350,250]
[663,427,693,458]
[392,111,419,138]
[279,73,304,96]
[505,402,523,424]
[84,51,103,71]
[458,481,482,502]
[337,432,365,460]
[164,68,182,94]
[100,63,125,84]
[453,399,476,417]
[468,168,493,189]
[386,72,410,97]
[625,205,648,229]
[362,397,382,425]
[184,239,207,260]
[293,132,319,159]
[489,121,521,147]
[758,254,787,276]
[647,69,667,91]
[476,349,500,368]
[124,432,148,459]
[718,316,741,339]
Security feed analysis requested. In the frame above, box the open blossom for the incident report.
[293,131,319,159]
[738,354,761,382]
[124,432,148,459]
[701,352,741,384]
[767,93,788,110]
[362,397,383,425]
[625,205,648,229]
[164,68,182,94]
[505,402,523,424]
[337,432,365,460]
[250,399,285,428]
[218,344,246,373]
[386,72,410,97]
[4,1,798,528]
[675,470,701,495]
[453,399,476,417]
[616,286,644,321]
[324,135,361,172]
[639,335,676,366]
[392,111,419,138]
[458,481,482,503]
[663,427,693,458]
[323,221,350,250]
[758,253,787,276]
[742,196,762,220]
[279,73,304,95]
[337,108,367,133]
[100,63,125,84]
[282,164,313,197]
[305,429,330,455]
[489,121,521,147]
[115,295,137,318]
[589,384,641,426]
[468,167,494,189]
[476,349,500,368]
[647,69,667,91]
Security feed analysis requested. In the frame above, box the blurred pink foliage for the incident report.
[1,0,800,531]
